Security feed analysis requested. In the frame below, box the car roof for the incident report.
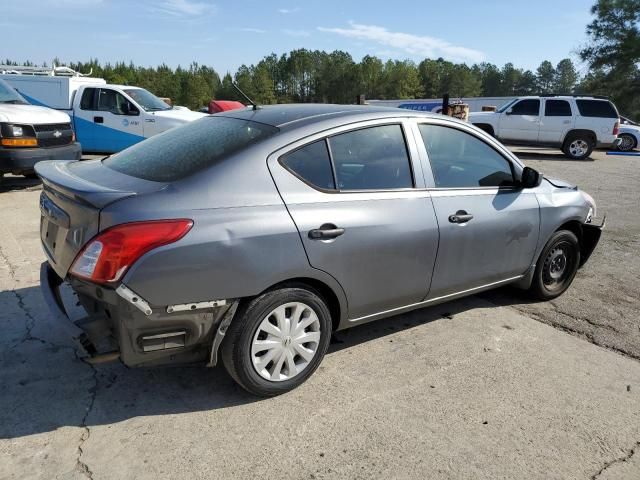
[215,103,442,131]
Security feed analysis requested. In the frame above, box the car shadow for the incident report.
[0,284,536,439]
[0,176,41,193]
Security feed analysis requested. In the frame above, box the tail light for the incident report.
[613,121,619,136]
[70,219,193,285]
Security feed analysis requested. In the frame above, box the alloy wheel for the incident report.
[569,139,589,157]
[618,134,636,152]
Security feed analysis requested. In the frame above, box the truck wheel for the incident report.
[528,230,581,300]
[562,133,594,160]
[617,133,637,152]
[221,287,332,397]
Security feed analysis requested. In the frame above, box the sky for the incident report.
[2,0,596,75]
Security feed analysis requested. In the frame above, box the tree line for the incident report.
[4,1,639,118]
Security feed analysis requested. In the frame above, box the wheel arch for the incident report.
[259,277,345,331]
[562,129,597,146]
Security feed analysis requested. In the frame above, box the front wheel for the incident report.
[221,287,332,397]
[529,230,581,300]
[562,134,594,160]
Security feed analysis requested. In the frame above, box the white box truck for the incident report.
[1,66,205,153]
[0,77,81,178]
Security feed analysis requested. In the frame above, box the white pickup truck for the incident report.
[468,95,621,159]
[0,78,81,178]
[1,66,205,153]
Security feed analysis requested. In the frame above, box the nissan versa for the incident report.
[37,105,603,397]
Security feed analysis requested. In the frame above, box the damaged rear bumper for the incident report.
[39,262,236,367]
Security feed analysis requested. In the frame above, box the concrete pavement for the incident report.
[0,181,639,479]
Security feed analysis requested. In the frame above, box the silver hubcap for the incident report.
[251,302,321,382]
[619,135,635,151]
[569,139,589,157]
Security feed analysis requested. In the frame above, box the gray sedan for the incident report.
[37,105,603,396]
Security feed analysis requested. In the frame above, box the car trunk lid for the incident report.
[35,159,166,278]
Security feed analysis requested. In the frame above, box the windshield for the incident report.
[497,99,518,113]
[123,88,171,112]
[0,79,29,105]
[104,116,279,182]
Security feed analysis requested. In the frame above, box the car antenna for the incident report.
[232,82,260,111]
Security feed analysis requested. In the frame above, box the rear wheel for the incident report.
[617,133,637,152]
[529,230,580,300]
[562,133,594,160]
[221,287,332,397]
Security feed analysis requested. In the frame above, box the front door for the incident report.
[417,123,540,298]
[498,98,541,142]
[269,122,440,320]
[74,87,144,152]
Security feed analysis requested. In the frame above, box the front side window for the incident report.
[280,140,336,190]
[97,89,130,115]
[419,124,515,188]
[545,100,572,117]
[510,99,540,116]
[328,125,413,190]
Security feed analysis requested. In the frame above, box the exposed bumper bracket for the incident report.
[207,300,239,367]
[167,299,227,314]
[116,284,152,316]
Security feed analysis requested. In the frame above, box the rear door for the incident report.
[498,99,541,142]
[415,121,540,298]
[268,120,439,321]
[539,99,574,144]
[73,87,144,152]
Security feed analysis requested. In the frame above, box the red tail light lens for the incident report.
[70,219,193,284]
[613,121,620,136]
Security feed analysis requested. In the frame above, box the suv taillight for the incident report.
[613,120,620,136]
[70,219,193,284]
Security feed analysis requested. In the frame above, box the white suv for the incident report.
[468,95,621,159]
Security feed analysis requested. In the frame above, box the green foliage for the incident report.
[580,0,640,118]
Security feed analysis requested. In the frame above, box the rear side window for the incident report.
[510,99,540,116]
[80,88,95,110]
[280,140,335,190]
[576,100,618,118]
[104,117,278,182]
[328,125,413,190]
[419,124,515,188]
[545,100,572,116]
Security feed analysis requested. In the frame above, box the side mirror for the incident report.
[505,108,513,115]
[520,166,542,189]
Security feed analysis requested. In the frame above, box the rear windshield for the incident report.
[104,117,278,182]
[576,100,618,118]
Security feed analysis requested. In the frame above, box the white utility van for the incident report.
[1,66,205,153]
[0,77,81,178]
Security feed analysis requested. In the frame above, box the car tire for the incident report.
[617,133,637,152]
[562,133,594,160]
[529,230,581,300]
[221,287,332,397]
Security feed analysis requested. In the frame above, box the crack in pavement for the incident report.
[591,441,640,479]
[547,300,623,334]
[0,242,99,479]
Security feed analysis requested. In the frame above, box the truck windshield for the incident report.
[0,79,29,105]
[497,99,518,113]
[124,88,171,112]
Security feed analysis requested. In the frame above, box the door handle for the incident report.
[94,116,104,124]
[448,210,474,224]
[308,224,345,240]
